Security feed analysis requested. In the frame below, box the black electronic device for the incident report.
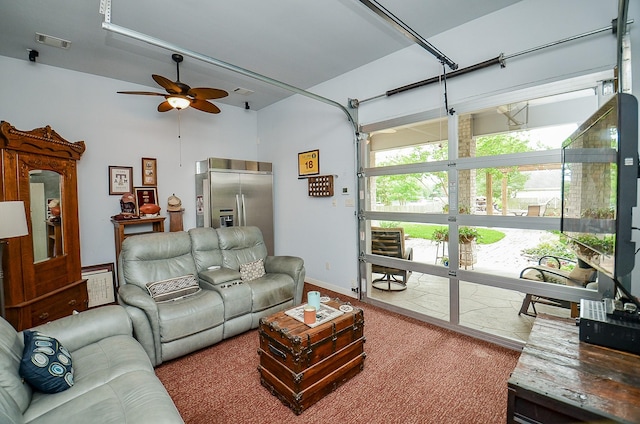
[579,298,640,355]
[579,272,640,355]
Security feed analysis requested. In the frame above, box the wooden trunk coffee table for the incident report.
[257,298,365,414]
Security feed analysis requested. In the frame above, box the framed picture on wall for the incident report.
[133,187,158,215]
[298,149,320,178]
[109,166,133,195]
[142,157,157,186]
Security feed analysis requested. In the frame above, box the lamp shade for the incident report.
[0,201,29,239]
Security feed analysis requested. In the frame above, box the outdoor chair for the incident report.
[518,255,596,317]
[371,227,413,291]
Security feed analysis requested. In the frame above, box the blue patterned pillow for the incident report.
[19,331,74,393]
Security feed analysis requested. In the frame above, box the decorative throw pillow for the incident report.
[568,266,595,285]
[239,259,266,281]
[146,274,201,302]
[19,331,74,394]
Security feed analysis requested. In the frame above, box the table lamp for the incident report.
[0,201,29,318]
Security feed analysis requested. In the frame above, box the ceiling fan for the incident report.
[118,53,228,114]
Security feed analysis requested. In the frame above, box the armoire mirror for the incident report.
[29,170,62,262]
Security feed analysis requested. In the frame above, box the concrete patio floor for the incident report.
[368,228,573,343]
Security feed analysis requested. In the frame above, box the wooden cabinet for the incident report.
[0,122,87,330]
[508,314,640,423]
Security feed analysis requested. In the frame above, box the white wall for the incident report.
[259,0,638,295]
[1,0,638,297]
[0,56,258,269]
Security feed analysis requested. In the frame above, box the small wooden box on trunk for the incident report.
[258,298,365,414]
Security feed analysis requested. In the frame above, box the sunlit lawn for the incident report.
[400,223,505,244]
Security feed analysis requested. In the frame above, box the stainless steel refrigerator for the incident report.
[195,157,274,254]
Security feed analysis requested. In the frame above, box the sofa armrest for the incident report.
[26,305,132,353]
[264,256,305,305]
[199,267,242,285]
[118,284,162,366]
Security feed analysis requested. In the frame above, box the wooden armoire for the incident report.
[0,121,88,330]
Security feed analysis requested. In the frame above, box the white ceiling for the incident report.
[0,0,522,110]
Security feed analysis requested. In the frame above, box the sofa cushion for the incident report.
[24,371,183,424]
[0,386,22,424]
[0,319,32,414]
[189,227,223,272]
[120,231,199,292]
[19,331,73,394]
[24,334,156,422]
[146,275,201,302]
[247,273,295,311]
[240,259,266,281]
[158,289,224,343]
[568,266,596,285]
[217,226,268,270]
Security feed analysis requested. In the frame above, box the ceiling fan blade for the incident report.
[117,91,166,96]
[157,101,173,112]
[152,74,183,94]
[188,87,229,100]
[190,99,221,114]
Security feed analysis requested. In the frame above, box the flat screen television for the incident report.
[560,92,638,300]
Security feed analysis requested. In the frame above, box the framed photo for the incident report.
[81,263,117,308]
[298,149,320,178]
[133,186,158,215]
[142,157,157,186]
[109,166,133,195]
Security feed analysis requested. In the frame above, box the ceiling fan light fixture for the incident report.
[167,96,190,110]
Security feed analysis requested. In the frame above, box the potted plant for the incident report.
[459,227,480,244]
[570,234,614,258]
[432,227,480,244]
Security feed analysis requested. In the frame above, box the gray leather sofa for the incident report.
[117,226,305,366]
[0,305,183,424]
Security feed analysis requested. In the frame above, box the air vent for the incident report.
[233,87,254,96]
[35,33,71,49]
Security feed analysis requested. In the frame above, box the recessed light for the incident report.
[35,32,71,49]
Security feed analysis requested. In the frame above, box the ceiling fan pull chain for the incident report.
[177,110,183,167]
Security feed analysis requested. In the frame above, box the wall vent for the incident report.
[36,32,71,49]
[233,87,254,96]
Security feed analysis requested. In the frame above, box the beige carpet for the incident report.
[155,286,520,423]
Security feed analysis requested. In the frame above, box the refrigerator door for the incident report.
[240,172,274,254]
[210,171,240,228]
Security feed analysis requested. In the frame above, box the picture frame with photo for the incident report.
[142,157,157,186]
[133,187,159,215]
[109,166,133,195]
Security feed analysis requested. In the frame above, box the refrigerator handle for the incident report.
[235,194,242,226]
[241,194,247,226]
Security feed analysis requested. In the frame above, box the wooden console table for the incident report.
[111,216,165,260]
[508,314,640,423]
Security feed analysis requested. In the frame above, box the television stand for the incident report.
[507,314,640,423]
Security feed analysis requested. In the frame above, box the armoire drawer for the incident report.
[29,283,88,325]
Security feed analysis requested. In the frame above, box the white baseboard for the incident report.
[304,277,358,299]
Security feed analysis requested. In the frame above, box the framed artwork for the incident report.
[142,157,157,186]
[133,187,158,215]
[81,263,117,308]
[109,166,133,195]
[298,149,320,178]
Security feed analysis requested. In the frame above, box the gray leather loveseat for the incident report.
[117,226,305,366]
[0,305,183,424]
